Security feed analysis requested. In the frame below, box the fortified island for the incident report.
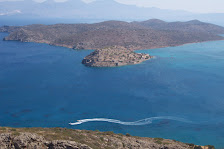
[1,19,224,67]
[82,46,152,67]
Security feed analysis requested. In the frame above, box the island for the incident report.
[0,127,214,149]
[82,46,152,67]
[1,19,224,67]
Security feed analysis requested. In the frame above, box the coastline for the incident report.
[2,34,224,51]
[1,31,224,67]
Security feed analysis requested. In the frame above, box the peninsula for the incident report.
[1,19,224,67]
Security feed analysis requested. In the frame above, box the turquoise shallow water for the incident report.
[0,32,224,148]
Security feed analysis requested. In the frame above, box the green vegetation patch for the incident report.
[154,138,165,145]
[205,145,215,149]
[103,131,114,135]
[194,146,203,149]
[0,127,7,131]
[125,133,131,137]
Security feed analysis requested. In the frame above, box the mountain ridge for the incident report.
[0,0,192,20]
[1,0,224,26]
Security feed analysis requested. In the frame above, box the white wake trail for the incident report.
[69,116,192,126]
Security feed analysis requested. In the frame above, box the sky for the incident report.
[0,0,224,13]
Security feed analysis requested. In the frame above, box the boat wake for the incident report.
[69,116,192,126]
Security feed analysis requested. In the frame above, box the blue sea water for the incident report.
[0,32,224,148]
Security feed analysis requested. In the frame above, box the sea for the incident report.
[0,20,224,148]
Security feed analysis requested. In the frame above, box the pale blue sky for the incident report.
[1,0,224,13]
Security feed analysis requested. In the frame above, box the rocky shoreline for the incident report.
[0,127,214,149]
[82,46,152,67]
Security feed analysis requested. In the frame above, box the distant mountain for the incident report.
[1,0,224,26]
[2,19,224,50]
[0,10,21,16]
[183,13,224,26]
[0,0,192,20]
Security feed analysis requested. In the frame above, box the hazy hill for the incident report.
[1,0,224,26]
[0,0,192,20]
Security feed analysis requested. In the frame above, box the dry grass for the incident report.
[0,127,210,149]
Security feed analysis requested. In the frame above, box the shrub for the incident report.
[154,138,164,145]
[11,128,17,131]
[125,133,131,137]
[154,138,164,141]
[104,131,114,135]
[12,132,20,136]
[0,127,6,131]
[155,140,163,144]
[205,145,215,149]
[194,146,202,149]
[100,137,104,141]
[186,143,195,147]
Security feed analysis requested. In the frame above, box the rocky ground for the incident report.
[0,127,214,149]
[82,46,152,67]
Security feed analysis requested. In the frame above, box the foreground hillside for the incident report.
[1,19,224,50]
[0,127,214,149]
